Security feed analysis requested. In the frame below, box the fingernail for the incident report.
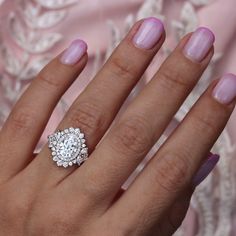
[212,73,236,104]
[183,27,215,62]
[60,39,87,65]
[193,153,220,187]
[132,17,164,50]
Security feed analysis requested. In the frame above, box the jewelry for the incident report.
[48,127,88,168]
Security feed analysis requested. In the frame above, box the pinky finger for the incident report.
[157,153,219,236]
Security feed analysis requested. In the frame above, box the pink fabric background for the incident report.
[0,0,236,235]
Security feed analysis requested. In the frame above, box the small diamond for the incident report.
[69,127,74,132]
[63,162,68,168]
[55,132,61,139]
[69,162,73,166]
[81,148,88,154]
[75,128,80,133]
[57,161,63,166]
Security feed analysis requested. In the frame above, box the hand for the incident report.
[0,17,235,236]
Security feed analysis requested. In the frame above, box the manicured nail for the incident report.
[212,73,236,104]
[132,17,164,50]
[60,39,87,65]
[193,153,220,187]
[183,27,215,62]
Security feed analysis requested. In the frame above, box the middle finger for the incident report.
[26,17,165,186]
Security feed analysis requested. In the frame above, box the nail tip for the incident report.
[60,38,87,65]
[212,73,236,104]
[133,17,164,49]
[193,153,220,187]
[208,154,220,164]
[145,17,165,30]
[197,26,215,43]
[183,26,215,62]
[73,39,88,50]
[225,73,236,79]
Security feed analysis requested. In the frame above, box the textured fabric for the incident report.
[0,0,235,235]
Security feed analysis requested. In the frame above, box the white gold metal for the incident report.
[48,127,88,168]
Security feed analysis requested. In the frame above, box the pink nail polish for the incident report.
[183,27,215,62]
[60,39,87,65]
[193,153,220,187]
[212,73,236,104]
[132,17,164,50]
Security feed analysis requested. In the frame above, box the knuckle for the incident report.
[34,214,73,235]
[46,214,73,235]
[158,68,189,91]
[65,102,106,136]
[0,195,29,224]
[153,151,190,193]
[7,109,35,135]
[167,197,190,230]
[9,199,28,218]
[97,217,135,236]
[109,55,137,80]
[111,116,152,157]
[37,69,61,90]
[29,198,76,236]
[80,174,106,201]
[192,113,218,135]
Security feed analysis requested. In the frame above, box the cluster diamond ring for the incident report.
[48,127,88,168]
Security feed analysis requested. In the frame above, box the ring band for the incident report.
[48,127,88,168]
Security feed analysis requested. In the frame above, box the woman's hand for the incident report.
[0,17,235,236]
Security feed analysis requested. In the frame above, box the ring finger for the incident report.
[26,17,166,186]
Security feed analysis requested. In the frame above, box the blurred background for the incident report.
[0,0,236,235]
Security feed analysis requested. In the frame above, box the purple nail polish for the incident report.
[193,154,220,187]
[60,39,87,65]
[212,73,236,104]
[183,27,215,62]
[132,17,164,50]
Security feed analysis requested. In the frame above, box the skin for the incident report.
[0,19,234,236]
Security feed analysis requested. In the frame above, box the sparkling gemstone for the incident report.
[57,134,81,160]
[48,127,88,168]
[69,127,74,132]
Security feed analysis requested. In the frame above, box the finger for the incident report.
[155,188,193,236]
[156,153,219,236]
[110,74,236,235]
[0,40,88,182]
[27,17,166,185]
[67,28,215,203]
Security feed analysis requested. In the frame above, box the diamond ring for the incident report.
[48,127,88,168]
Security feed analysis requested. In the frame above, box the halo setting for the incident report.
[48,127,88,168]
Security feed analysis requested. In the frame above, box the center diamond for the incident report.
[57,134,81,161]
